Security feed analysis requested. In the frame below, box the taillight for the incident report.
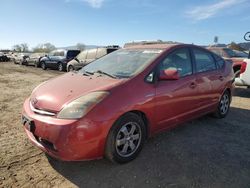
[240,62,247,74]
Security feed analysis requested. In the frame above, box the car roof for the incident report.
[124,43,203,51]
[207,47,228,50]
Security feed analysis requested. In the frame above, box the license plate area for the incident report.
[22,115,36,133]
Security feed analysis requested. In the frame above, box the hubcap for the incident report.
[115,122,141,157]
[220,93,229,115]
[59,64,62,71]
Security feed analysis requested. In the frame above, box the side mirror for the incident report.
[159,68,179,81]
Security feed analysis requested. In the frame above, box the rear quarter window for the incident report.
[213,54,225,69]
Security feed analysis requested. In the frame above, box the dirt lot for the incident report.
[0,62,250,188]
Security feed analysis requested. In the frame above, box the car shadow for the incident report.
[48,107,250,188]
[234,86,250,98]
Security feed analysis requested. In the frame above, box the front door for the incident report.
[155,48,200,130]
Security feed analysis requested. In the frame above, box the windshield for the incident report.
[79,49,163,78]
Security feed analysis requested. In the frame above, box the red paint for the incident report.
[22,44,234,161]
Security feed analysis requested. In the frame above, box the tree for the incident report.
[12,43,29,52]
[214,36,219,44]
[76,43,86,51]
[229,42,245,51]
[12,44,22,52]
[33,43,56,53]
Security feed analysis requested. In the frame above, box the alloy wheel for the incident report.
[115,122,142,158]
[220,93,229,115]
[58,63,63,71]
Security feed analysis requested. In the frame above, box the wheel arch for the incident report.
[119,110,150,139]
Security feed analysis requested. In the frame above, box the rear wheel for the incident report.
[105,113,146,164]
[41,61,47,70]
[214,90,230,118]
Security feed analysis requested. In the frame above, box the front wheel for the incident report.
[58,62,63,72]
[214,90,230,118]
[105,113,146,164]
[68,65,74,72]
[41,61,47,70]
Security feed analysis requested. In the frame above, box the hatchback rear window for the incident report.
[67,50,80,59]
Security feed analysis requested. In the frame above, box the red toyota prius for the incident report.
[22,43,234,163]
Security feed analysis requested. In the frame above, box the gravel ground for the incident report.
[0,62,250,188]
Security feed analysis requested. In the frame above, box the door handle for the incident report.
[189,82,197,89]
[219,75,224,81]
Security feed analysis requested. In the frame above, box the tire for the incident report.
[105,113,146,164]
[58,62,63,72]
[68,65,74,72]
[214,90,230,118]
[41,61,47,70]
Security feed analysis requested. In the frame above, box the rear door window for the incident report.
[193,48,217,73]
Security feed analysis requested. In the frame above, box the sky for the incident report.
[0,0,250,50]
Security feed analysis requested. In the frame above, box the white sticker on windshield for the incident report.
[142,50,163,54]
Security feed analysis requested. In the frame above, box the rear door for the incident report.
[191,47,220,108]
[155,47,200,130]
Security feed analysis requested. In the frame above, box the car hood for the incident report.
[30,72,125,112]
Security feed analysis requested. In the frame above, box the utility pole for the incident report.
[214,36,219,46]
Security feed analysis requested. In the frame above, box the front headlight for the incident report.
[57,91,109,119]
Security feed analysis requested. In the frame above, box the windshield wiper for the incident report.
[81,70,94,76]
[94,70,117,79]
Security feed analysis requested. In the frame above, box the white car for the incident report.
[235,59,250,87]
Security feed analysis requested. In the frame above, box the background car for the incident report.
[22,42,234,163]
[235,59,250,88]
[40,49,80,71]
[67,46,120,72]
[207,47,248,77]
[0,52,10,62]
[23,53,46,67]
[13,53,30,65]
